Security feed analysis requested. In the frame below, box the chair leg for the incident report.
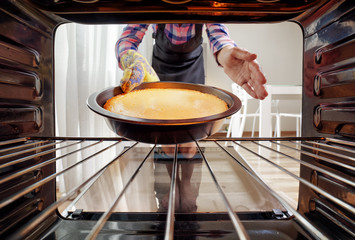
[239,114,247,137]
[226,116,233,138]
[231,115,242,138]
[276,115,281,137]
[251,116,257,137]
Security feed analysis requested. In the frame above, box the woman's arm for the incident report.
[115,24,150,69]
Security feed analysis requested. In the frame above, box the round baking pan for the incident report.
[87,82,241,144]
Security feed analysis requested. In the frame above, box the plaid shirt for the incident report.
[116,24,236,67]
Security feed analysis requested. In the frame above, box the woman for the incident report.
[116,24,268,99]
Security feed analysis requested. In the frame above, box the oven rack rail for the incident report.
[0,136,354,240]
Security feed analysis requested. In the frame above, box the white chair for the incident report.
[265,85,302,137]
[227,83,288,138]
[274,107,302,137]
[226,83,261,138]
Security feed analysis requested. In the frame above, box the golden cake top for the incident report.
[104,88,228,120]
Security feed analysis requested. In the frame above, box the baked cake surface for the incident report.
[103,88,228,120]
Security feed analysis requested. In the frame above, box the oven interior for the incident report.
[0,0,354,239]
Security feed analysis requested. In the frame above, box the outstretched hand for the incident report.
[217,46,268,99]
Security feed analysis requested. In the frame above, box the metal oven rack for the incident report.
[1,136,354,239]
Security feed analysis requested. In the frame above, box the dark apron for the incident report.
[152,24,205,84]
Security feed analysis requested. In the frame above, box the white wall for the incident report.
[203,22,303,131]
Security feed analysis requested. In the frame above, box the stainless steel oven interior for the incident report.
[0,0,354,239]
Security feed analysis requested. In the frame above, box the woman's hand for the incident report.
[120,50,159,92]
[217,46,268,99]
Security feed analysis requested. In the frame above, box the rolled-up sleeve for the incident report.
[205,24,237,63]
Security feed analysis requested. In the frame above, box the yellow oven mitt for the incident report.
[120,50,159,92]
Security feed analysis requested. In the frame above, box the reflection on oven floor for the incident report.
[57,141,300,214]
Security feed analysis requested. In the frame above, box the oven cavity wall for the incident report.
[296,1,354,239]
[0,1,65,238]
